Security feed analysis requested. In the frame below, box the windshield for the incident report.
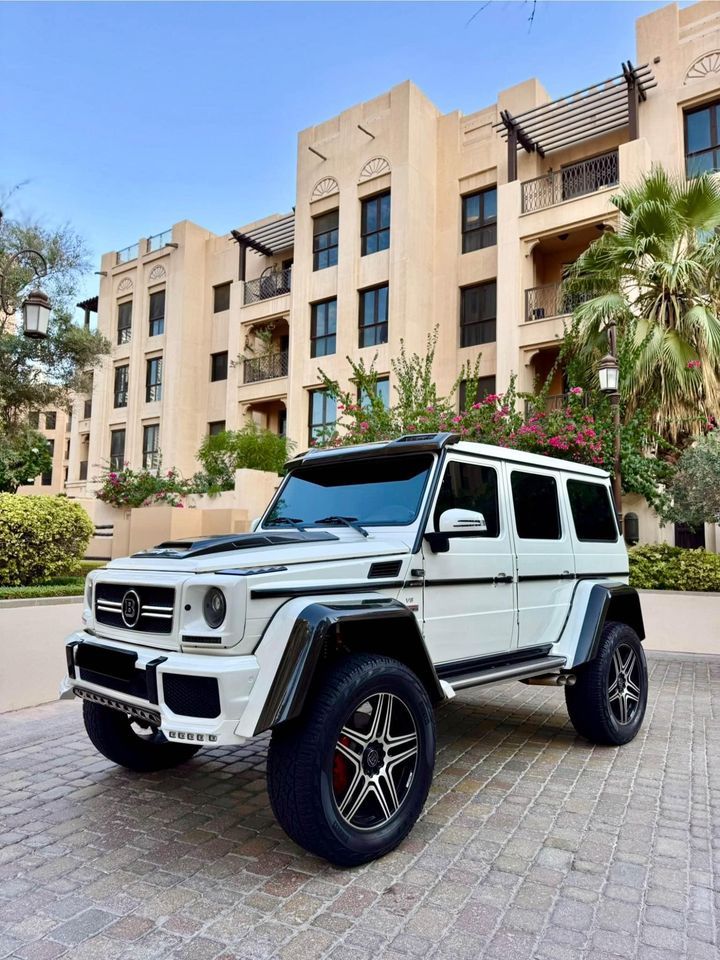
[264,454,434,528]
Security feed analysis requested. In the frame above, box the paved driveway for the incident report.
[1,653,718,960]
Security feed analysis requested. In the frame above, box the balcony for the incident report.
[244,268,292,306]
[525,392,588,418]
[521,151,619,214]
[525,282,592,322]
[243,350,288,384]
[146,230,172,253]
[116,243,139,265]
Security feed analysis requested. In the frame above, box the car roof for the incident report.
[289,433,610,480]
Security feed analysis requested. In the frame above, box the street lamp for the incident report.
[598,325,623,531]
[0,210,52,339]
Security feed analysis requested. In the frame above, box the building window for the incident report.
[210,351,228,382]
[41,439,54,485]
[510,471,561,540]
[459,375,496,410]
[308,389,337,444]
[113,365,129,408]
[310,299,337,357]
[313,210,339,271]
[149,289,165,336]
[361,192,391,255]
[110,429,126,471]
[45,411,57,430]
[208,420,226,436]
[28,411,39,429]
[83,398,92,419]
[213,282,231,313]
[146,357,163,402]
[460,281,496,347]
[142,424,160,470]
[278,408,287,436]
[462,187,497,253]
[359,284,389,348]
[685,99,720,176]
[117,300,132,344]
[359,377,390,409]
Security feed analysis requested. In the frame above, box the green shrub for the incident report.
[195,423,294,491]
[0,494,94,586]
[629,543,720,592]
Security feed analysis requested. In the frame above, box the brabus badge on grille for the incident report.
[121,589,141,628]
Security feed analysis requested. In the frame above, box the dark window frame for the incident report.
[566,479,619,543]
[210,351,229,382]
[310,298,337,358]
[361,191,391,256]
[460,280,497,347]
[461,187,497,253]
[308,388,337,445]
[208,420,226,436]
[113,364,129,408]
[142,424,160,471]
[146,356,163,402]
[110,429,126,471]
[359,283,389,348]
[117,299,132,345]
[312,209,339,271]
[358,376,390,409]
[213,282,231,313]
[459,375,497,411]
[149,289,165,337]
[684,98,720,177]
[41,439,54,486]
[44,411,57,431]
[510,470,562,541]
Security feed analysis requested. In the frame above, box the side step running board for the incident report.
[448,655,567,691]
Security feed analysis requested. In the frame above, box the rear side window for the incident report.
[433,461,500,537]
[567,479,618,542]
[510,471,561,540]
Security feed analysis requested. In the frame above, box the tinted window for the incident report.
[459,376,496,410]
[265,454,432,528]
[359,284,389,347]
[460,281,496,347]
[213,282,231,312]
[685,100,720,176]
[149,290,165,336]
[313,210,339,270]
[210,351,228,382]
[511,471,561,540]
[462,187,497,253]
[311,299,337,357]
[434,462,500,537]
[361,192,391,255]
[567,479,618,542]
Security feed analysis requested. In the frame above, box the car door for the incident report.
[421,455,517,665]
[508,466,576,649]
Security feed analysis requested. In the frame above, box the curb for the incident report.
[0,596,83,609]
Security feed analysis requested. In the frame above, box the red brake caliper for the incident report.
[333,735,351,794]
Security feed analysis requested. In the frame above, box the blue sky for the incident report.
[2,0,672,309]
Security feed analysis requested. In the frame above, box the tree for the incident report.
[565,168,720,444]
[0,424,53,493]
[0,198,109,432]
[664,431,720,527]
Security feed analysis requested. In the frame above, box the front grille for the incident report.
[95,583,175,634]
[162,674,220,718]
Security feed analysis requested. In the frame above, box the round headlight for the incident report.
[203,588,226,629]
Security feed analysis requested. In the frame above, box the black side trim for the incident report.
[517,571,628,583]
[145,657,167,705]
[571,583,645,668]
[425,577,496,587]
[251,580,403,599]
[66,640,80,680]
[436,644,552,681]
[254,600,443,734]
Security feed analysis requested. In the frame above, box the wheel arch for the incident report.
[254,600,443,735]
[570,583,645,669]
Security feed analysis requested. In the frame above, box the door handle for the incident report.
[494,573,514,584]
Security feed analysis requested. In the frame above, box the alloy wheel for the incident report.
[607,643,642,725]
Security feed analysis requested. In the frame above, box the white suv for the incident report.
[62,434,647,866]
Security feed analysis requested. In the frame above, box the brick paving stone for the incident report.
[0,654,718,960]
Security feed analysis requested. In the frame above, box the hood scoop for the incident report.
[132,530,339,560]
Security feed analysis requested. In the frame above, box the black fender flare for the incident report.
[254,599,443,734]
[570,583,645,669]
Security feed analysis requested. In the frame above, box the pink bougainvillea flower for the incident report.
[569,386,584,396]
[452,415,463,423]
[360,421,369,431]
[687,359,702,369]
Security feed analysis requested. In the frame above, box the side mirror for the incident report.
[438,508,487,533]
[250,517,261,532]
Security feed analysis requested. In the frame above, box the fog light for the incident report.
[203,588,226,628]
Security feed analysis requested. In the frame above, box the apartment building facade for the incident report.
[63,1,720,528]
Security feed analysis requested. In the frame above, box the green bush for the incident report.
[0,494,94,586]
[629,543,720,592]
[195,423,294,491]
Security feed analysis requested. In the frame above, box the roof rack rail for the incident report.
[287,432,460,470]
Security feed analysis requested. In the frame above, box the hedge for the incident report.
[0,494,94,586]
[629,543,720,592]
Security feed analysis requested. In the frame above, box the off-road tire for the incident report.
[83,701,201,772]
[565,621,648,746]
[267,653,436,867]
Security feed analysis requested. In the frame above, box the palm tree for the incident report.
[564,167,720,442]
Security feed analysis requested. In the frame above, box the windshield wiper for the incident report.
[265,516,308,529]
[313,515,369,538]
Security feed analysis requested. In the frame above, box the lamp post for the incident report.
[598,322,623,530]
[0,210,52,339]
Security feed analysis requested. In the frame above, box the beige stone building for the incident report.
[60,0,720,547]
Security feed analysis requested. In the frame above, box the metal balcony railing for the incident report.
[146,230,172,253]
[525,282,592,322]
[525,392,589,418]
[243,350,289,384]
[521,151,619,213]
[116,243,139,265]
[244,267,292,305]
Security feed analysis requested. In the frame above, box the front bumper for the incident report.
[62,631,260,746]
